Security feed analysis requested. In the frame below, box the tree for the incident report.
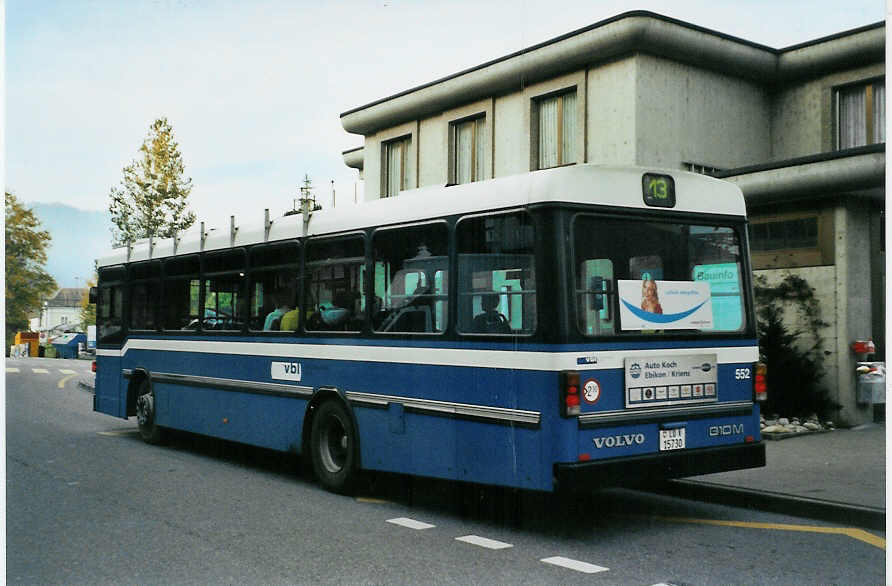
[80,273,97,331]
[108,117,196,245]
[5,192,58,349]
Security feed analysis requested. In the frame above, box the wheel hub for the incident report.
[320,417,347,473]
[136,393,154,426]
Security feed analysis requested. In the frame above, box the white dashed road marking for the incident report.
[455,535,513,549]
[6,368,20,373]
[59,369,76,374]
[98,430,139,437]
[386,517,436,530]
[32,368,49,374]
[540,556,609,574]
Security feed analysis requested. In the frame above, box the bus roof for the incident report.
[96,165,746,268]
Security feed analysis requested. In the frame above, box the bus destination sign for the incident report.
[642,173,676,208]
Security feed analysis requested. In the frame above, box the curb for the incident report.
[652,479,885,531]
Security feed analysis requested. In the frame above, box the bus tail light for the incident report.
[560,371,581,417]
[92,360,97,373]
[754,362,767,402]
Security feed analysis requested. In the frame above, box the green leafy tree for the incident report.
[5,192,58,349]
[80,274,97,331]
[108,117,196,245]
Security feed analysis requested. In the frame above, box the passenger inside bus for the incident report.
[279,305,301,331]
[263,293,291,330]
[472,294,510,334]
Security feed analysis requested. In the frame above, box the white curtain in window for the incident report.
[561,91,577,164]
[538,96,558,169]
[475,117,485,181]
[873,82,885,144]
[385,139,406,197]
[839,85,866,149]
[455,120,473,184]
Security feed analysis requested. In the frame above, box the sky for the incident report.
[5,0,887,234]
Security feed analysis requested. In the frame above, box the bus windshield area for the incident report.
[573,214,747,336]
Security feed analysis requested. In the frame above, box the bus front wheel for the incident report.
[135,379,165,445]
[310,400,358,494]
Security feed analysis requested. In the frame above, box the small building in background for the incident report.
[29,288,89,338]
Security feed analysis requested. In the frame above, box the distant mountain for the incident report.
[27,202,111,288]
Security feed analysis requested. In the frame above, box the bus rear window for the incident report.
[573,215,746,336]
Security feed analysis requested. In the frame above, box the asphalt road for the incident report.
[6,356,886,585]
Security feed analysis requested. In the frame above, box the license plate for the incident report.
[659,428,686,451]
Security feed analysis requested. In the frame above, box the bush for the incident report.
[754,274,839,419]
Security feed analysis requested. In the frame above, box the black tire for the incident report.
[310,400,359,494]
[135,378,166,445]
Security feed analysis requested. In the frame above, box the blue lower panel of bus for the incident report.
[95,338,761,493]
[354,406,543,490]
[152,382,308,453]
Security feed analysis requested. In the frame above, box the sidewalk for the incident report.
[666,423,886,529]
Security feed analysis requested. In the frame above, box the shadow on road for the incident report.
[117,424,728,535]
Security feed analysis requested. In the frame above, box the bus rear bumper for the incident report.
[554,442,765,492]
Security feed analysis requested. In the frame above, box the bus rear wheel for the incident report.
[310,400,358,494]
[135,379,165,445]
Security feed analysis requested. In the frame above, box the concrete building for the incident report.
[339,11,885,425]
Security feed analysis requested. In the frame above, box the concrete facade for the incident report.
[340,11,885,425]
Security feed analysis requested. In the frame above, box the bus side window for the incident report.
[162,256,201,330]
[372,222,448,334]
[248,242,301,333]
[576,259,614,336]
[203,250,246,331]
[456,212,536,336]
[129,261,160,331]
[97,265,126,343]
[305,235,366,332]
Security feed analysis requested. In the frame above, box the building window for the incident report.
[837,79,885,149]
[450,116,485,184]
[383,136,411,197]
[535,89,577,169]
[749,217,819,251]
[683,162,724,177]
[60,316,68,325]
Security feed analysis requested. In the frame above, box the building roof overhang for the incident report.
[340,11,884,136]
[718,144,885,206]
[342,146,364,171]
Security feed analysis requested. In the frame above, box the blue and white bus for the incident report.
[93,165,766,494]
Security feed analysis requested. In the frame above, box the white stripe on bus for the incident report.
[96,339,758,371]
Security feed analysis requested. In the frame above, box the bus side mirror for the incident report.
[89,287,98,304]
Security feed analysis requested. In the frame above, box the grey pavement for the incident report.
[687,423,886,510]
[74,370,885,525]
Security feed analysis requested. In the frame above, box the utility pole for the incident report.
[297,174,321,236]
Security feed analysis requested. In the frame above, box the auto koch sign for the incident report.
[618,279,713,330]
[624,353,718,408]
